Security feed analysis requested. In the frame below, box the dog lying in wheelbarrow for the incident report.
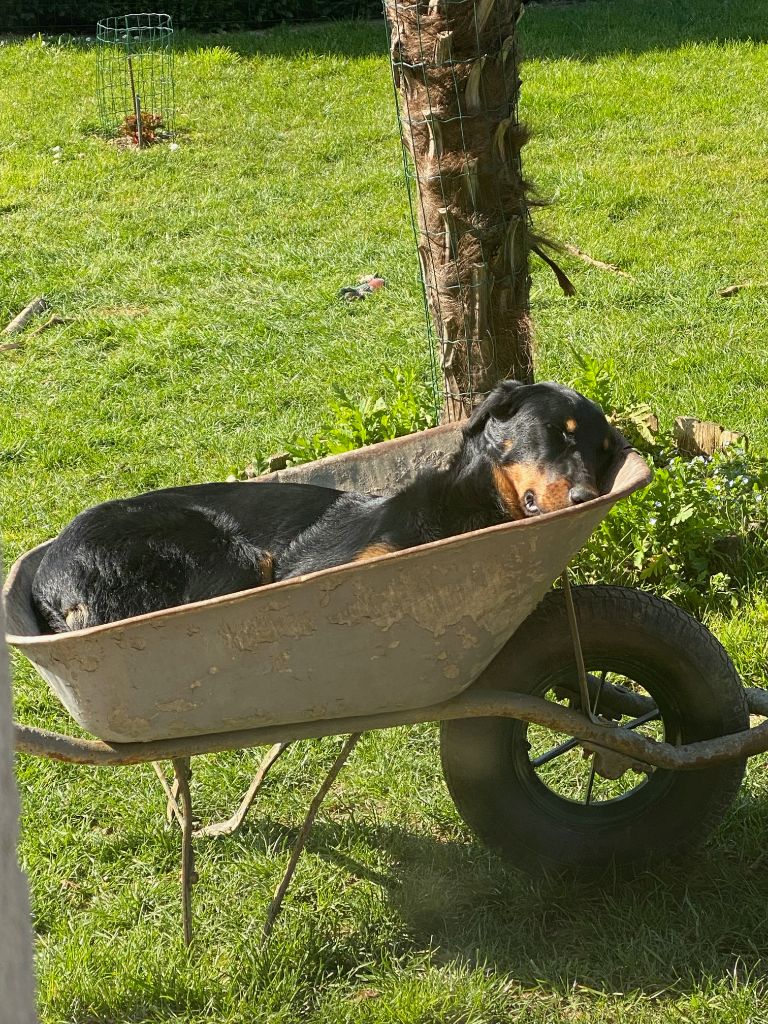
[32,380,618,633]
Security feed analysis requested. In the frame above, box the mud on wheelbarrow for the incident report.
[5,422,768,940]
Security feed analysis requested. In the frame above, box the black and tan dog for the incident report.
[32,381,618,633]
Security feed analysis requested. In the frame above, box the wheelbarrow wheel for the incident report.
[440,585,748,878]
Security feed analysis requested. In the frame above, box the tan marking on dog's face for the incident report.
[542,477,572,510]
[494,464,575,518]
[493,465,524,518]
[603,436,612,450]
[565,418,578,433]
[355,542,397,562]
[501,438,515,452]
[259,552,275,584]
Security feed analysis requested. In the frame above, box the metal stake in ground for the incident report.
[127,57,143,148]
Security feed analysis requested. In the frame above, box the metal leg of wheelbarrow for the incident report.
[155,741,291,839]
[163,736,360,943]
[263,732,361,940]
[171,757,196,946]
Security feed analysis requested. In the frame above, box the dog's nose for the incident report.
[569,485,598,505]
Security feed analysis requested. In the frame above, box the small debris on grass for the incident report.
[718,281,768,298]
[119,110,165,147]
[347,988,381,1003]
[3,296,48,335]
[26,314,72,337]
[564,243,635,280]
[107,112,172,150]
[2,322,72,352]
[674,416,746,457]
[339,273,387,302]
[267,453,289,472]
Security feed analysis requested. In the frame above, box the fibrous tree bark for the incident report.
[385,0,533,420]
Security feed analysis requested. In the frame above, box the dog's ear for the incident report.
[463,380,528,436]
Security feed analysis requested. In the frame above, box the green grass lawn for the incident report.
[3,1,768,1020]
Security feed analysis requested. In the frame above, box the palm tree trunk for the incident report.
[386,0,533,421]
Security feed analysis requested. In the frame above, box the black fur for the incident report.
[31,381,617,633]
[32,482,342,632]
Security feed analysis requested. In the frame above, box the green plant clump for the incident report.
[283,366,437,465]
[293,356,768,613]
[569,353,768,612]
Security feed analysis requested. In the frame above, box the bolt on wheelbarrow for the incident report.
[5,422,768,940]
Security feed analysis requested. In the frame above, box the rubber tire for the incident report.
[440,585,749,879]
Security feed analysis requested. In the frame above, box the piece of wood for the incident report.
[674,416,746,457]
[564,244,634,280]
[26,314,71,337]
[2,296,47,335]
[719,281,768,298]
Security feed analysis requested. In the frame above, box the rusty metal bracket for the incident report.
[561,568,603,724]
[157,742,291,840]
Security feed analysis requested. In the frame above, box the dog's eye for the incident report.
[523,490,540,514]
[546,423,569,445]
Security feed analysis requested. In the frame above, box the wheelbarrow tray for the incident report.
[4,423,650,744]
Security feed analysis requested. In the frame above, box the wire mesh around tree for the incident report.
[384,0,533,422]
[96,13,175,146]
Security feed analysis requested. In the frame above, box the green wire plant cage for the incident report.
[96,13,175,147]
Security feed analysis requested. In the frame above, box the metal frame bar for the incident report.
[14,686,768,771]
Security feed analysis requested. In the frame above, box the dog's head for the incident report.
[464,380,619,518]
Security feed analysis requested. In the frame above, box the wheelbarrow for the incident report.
[6,422,768,942]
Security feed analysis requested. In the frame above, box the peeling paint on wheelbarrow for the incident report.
[3,423,651,744]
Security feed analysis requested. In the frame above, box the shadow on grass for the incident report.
[249,802,768,997]
[173,19,388,59]
[170,0,768,62]
[522,0,768,61]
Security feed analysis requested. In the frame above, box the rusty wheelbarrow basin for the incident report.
[4,423,651,744]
